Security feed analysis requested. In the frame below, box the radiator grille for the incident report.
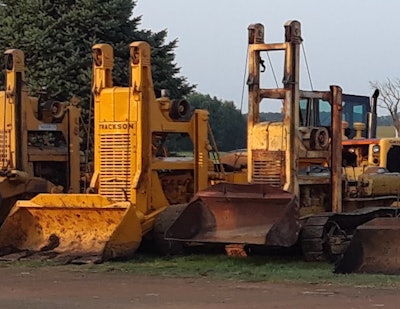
[0,130,10,168]
[99,132,133,202]
[252,150,285,187]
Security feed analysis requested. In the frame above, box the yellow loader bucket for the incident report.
[166,183,300,247]
[334,217,400,274]
[0,194,142,262]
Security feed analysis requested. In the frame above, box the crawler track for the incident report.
[300,207,400,262]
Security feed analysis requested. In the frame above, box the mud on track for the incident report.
[0,265,399,309]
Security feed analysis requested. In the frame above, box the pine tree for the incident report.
[0,0,194,106]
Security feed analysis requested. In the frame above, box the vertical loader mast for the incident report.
[247,21,301,194]
[0,50,80,192]
[1,50,25,171]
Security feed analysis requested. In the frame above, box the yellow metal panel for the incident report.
[250,122,286,151]
[98,88,133,122]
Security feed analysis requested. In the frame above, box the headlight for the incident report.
[372,144,380,153]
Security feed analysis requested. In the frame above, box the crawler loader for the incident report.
[0,41,220,262]
[165,21,400,267]
[166,20,344,254]
[334,91,400,274]
[0,49,80,224]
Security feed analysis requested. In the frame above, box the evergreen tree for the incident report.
[0,0,194,107]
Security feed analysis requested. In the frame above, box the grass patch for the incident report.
[3,253,399,288]
[108,254,400,288]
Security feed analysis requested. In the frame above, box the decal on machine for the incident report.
[99,123,135,130]
[38,123,57,131]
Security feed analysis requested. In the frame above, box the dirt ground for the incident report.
[0,266,399,309]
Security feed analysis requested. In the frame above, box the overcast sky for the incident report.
[135,1,398,114]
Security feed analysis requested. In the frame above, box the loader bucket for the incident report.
[166,183,300,247]
[334,217,400,274]
[0,194,142,262]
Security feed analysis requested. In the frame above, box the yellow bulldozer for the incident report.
[165,21,400,272]
[0,49,81,224]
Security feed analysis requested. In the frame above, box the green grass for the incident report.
[3,253,400,288]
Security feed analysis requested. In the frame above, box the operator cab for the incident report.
[342,94,370,139]
[299,93,371,138]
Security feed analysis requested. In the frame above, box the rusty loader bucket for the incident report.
[335,217,400,274]
[0,194,142,262]
[166,183,300,248]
